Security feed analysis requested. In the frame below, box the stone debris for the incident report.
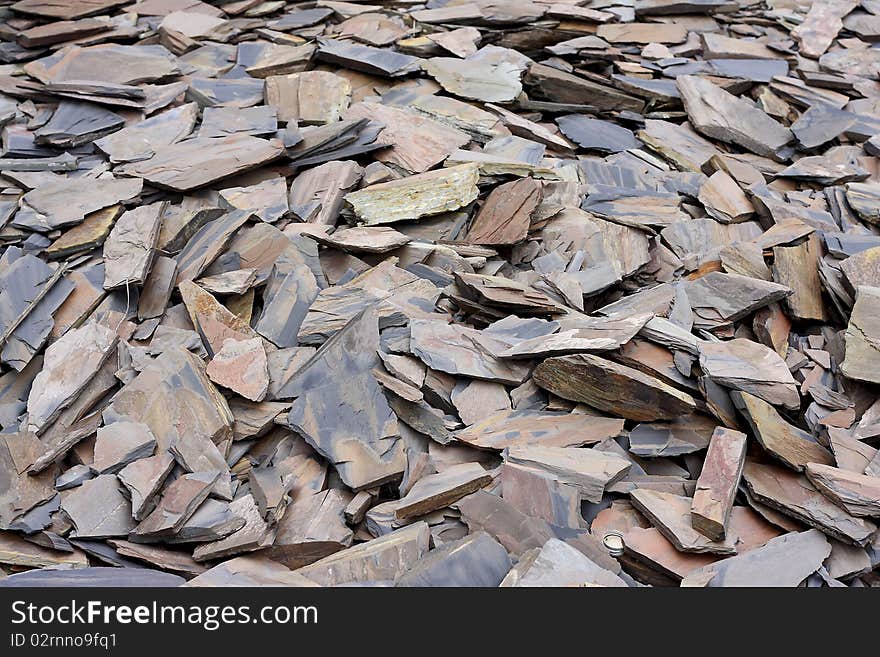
[1,0,879,590]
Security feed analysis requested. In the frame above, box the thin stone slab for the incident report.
[0,567,184,587]
[805,464,880,518]
[192,494,272,561]
[677,75,792,160]
[18,177,142,230]
[681,529,831,587]
[103,347,233,457]
[25,44,180,85]
[295,521,431,586]
[34,101,124,148]
[424,50,527,103]
[266,489,353,569]
[699,338,800,410]
[96,103,198,164]
[132,471,218,540]
[206,337,269,402]
[117,452,175,521]
[533,353,697,421]
[684,271,791,330]
[556,115,640,153]
[841,286,880,384]
[119,135,283,192]
[742,461,877,546]
[395,462,492,520]
[631,489,736,554]
[61,474,135,539]
[284,307,406,491]
[102,202,163,289]
[500,539,627,587]
[25,322,117,434]
[396,531,511,587]
[465,177,541,246]
[345,163,479,225]
[91,421,157,475]
[691,428,747,540]
[506,445,630,504]
[455,410,624,450]
[733,392,834,471]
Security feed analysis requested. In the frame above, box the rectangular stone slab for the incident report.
[691,428,747,540]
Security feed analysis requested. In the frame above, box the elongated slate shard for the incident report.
[533,353,697,421]
[119,135,283,192]
[691,428,747,540]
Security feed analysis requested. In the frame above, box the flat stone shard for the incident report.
[733,392,834,471]
[506,445,631,504]
[684,272,792,330]
[500,539,627,587]
[631,489,736,554]
[117,452,175,521]
[424,49,528,103]
[533,354,697,421]
[397,531,511,587]
[344,164,480,225]
[691,428,747,540]
[805,464,880,518]
[456,410,624,450]
[133,471,218,540]
[119,135,283,192]
[266,489,353,569]
[410,319,530,385]
[102,202,164,290]
[103,347,233,458]
[699,339,800,410]
[465,177,541,246]
[742,461,877,546]
[206,337,269,402]
[61,474,135,539]
[841,286,880,385]
[677,75,792,159]
[395,463,492,520]
[295,522,431,586]
[284,308,405,491]
[681,530,831,587]
[91,421,157,475]
[26,322,117,434]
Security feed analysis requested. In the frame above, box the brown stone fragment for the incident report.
[805,463,880,518]
[691,428,747,540]
[733,392,834,471]
[395,462,491,520]
[465,177,542,246]
[206,337,269,402]
[742,461,877,546]
[533,353,697,421]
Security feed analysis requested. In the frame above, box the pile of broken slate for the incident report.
[0,0,879,588]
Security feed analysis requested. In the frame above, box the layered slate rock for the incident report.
[733,392,834,471]
[742,461,877,546]
[283,308,406,491]
[119,135,283,192]
[533,354,697,421]
[681,530,831,587]
[677,75,792,159]
[691,428,747,540]
[804,464,880,518]
[841,286,880,385]
[2,0,880,589]
[631,489,736,554]
[344,164,480,225]
[699,339,800,410]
